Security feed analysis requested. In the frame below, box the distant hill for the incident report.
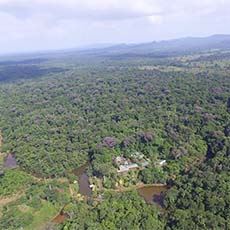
[77,34,230,58]
[1,34,230,61]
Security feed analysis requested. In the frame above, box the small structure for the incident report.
[114,152,151,173]
[89,184,96,191]
[114,155,141,173]
[157,160,167,167]
[131,152,150,168]
[117,163,139,173]
[114,156,127,165]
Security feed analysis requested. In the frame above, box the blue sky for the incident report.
[0,0,230,54]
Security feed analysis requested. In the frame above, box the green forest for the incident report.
[0,46,229,229]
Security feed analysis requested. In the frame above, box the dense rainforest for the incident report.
[0,45,229,229]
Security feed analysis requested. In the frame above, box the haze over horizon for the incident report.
[1,0,230,54]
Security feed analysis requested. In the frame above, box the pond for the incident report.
[137,184,168,207]
[52,163,92,224]
[4,153,17,169]
[73,162,92,197]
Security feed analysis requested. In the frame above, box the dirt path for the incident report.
[0,192,24,206]
[29,173,69,184]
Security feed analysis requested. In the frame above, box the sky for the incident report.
[0,0,230,54]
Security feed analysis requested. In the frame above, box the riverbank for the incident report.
[105,183,167,192]
[100,183,168,206]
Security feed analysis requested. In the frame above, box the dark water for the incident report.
[4,154,17,169]
[52,163,92,224]
[73,163,92,197]
[137,185,168,206]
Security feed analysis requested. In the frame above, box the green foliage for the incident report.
[164,137,230,230]
[0,208,33,230]
[25,180,71,206]
[0,169,32,196]
[2,52,229,177]
[139,167,167,184]
[0,47,229,229]
[62,192,164,230]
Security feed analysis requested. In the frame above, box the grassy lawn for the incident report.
[25,201,60,230]
[0,153,6,166]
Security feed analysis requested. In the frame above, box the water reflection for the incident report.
[4,153,17,169]
[73,162,92,197]
[137,185,168,206]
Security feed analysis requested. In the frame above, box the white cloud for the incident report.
[148,15,163,24]
[0,0,229,24]
[0,0,229,20]
[0,0,162,20]
[0,0,229,54]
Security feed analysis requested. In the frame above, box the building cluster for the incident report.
[114,152,167,173]
[114,152,150,173]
